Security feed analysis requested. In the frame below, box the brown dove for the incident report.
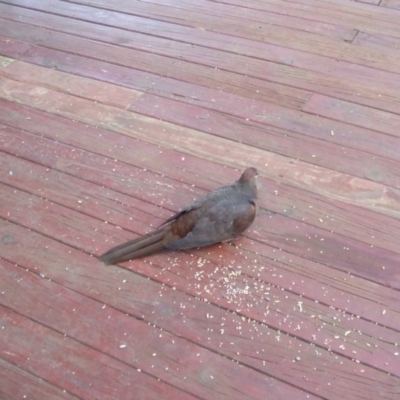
[99,167,258,264]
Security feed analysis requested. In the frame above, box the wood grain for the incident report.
[0,258,301,400]
[1,0,400,398]
[1,1,400,113]
[214,0,400,29]
[2,103,400,285]
[1,219,399,399]
[381,0,400,10]
[131,93,400,188]
[303,94,400,137]
[1,40,399,166]
[0,357,79,400]
[65,0,400,38]
[48,0,399,92]
[2,150,400,329]
[0,16,309,110]
[0,305,199,400]
[1,74,400,221]
[353,31,400,54]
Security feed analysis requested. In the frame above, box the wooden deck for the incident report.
[1,0,400,398]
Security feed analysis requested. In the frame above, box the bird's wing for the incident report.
[159,185,235,227]
[164,198,256,250]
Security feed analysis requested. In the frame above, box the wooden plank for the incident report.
[1,28,393,155]
[140,76,400,162]
[1,0,400,89]
[1,58,399,190]
[232,0,400,26]
[0,22,352,96]
[0,305,193,400]
[353,31,400,54]
[43,0,400,93]
[3,40,400,168]
[0,35,162,92]
[45,0,356,44]
[1,219,399,399]
[0,7,309,100]
[144,0,399,42]
[0,1,398,398]
[0,35,33,58]
[3,158,400,298]
[0,17,309,110]
[3,1,400,114]
[381,0,400,10]
[131,93,400,189]
[0,60,143,109]
[7,0,359,42]
[2,151,400,333]
[5,196,400,390]
[0,358,79,400]
[66,0,400,38]
[8,3,400,117]
[1,76,400,222]
[0,261,298,400]
[356,0,380,4]
[302,94,400,138]
[2,101,400,280]
[2,89,400,234]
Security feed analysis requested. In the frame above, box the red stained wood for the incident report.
[0,16,309,110]
[9,0,358,42]
[1,104,400,286]
[3,179,400,374]
[303,93,400,137]
[3,59,400,191]
[219,0,400,28]
[4,33,400,130]
[381,0,400,10]
[2,101,400,253]
[0,36,32,58]
[0,358,79,400]
[2,150,400,331]
[0,35,162,92]
[353,31,400,54]
[141,77,400,161]
[1,220,399,399]
[0,261,299,400]
[66,0,400,38]
[130,93,400,188]
[2,1,400,114]
[1,76,400,223]
[4,144,396,346]
[2,41,399,173]
[0,60,143,109]
[10,1,396,95]
[0,305,198,400]
[1,0,400,398]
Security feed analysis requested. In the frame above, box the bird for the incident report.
[99,167,258,264]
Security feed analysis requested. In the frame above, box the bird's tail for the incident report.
[99,226,170,265]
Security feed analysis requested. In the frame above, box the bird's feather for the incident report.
[99,167,259,264]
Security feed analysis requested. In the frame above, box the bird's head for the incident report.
[239,167,259,198]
